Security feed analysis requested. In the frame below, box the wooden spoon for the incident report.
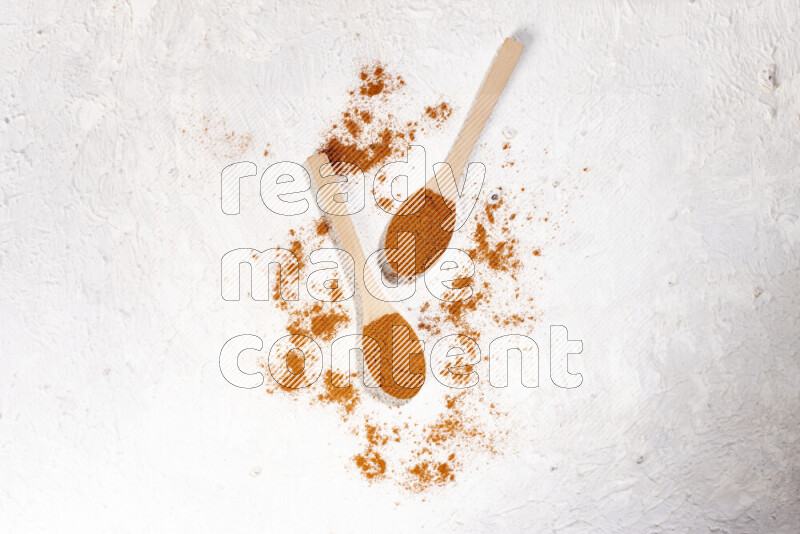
[307,153,425,403]
[383,38,523,279]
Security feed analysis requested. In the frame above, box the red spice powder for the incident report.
[402,392,498,491]
[424,102,452,122]
[406,457,456,489]
[263,218,354,392]
[358,65,398,97]
[353,421,391,480]
[285,348,305,375]
[181,115,253,159]
[363,312,425,401]
[317,370,360,415]
[288,301,350,343]
[315,218,330,236]
[353,450,388,480]
[465,199,521,274]
[347,389,504,492]
[442,290,485,325]
[438,347,479,388]
[466,223,519,273]
[263,334,321,391]
[384,189,455,278]
[319,63,453,176]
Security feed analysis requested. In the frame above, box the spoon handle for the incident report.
[433,37,523,198]
[307,154,379,306]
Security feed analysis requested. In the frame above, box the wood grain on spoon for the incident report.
[307,153,425,402]
[385,37,524,278]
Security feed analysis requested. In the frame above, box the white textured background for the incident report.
[2,0,800,532]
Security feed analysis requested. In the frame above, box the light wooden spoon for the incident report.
[383,37,523,279]
[307,153,425,403]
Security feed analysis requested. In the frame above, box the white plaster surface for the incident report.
[1,0,800,531]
